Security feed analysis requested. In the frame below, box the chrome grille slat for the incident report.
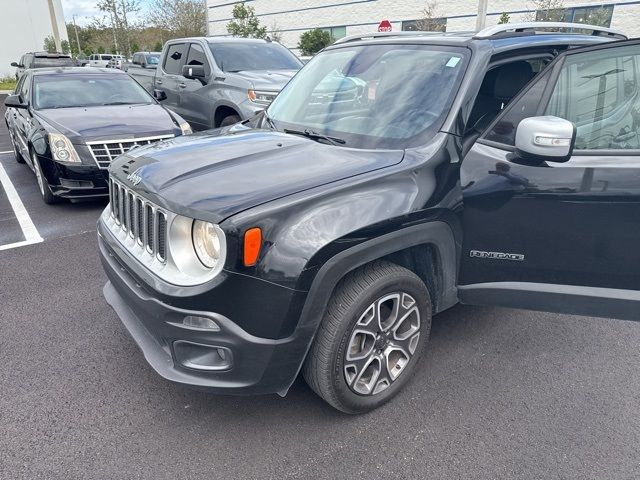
[108,178,167,264]
[87,135,174,169]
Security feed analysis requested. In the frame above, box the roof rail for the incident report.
[333,30,461,45]
[474,22,626,40]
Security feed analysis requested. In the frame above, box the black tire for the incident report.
[31,150,59,205]
[303,260,432,414]
[8,128,25,164]
[219,114,241,128]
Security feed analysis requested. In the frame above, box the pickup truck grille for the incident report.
[109,177,167,261]
[87,135,174,169]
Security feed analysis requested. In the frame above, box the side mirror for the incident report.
[182,64,206,80]
[515,116,576,163]
[4,95,29,108]
[4,94,27,109]
[153,89,167,101]
[11,62,19,67]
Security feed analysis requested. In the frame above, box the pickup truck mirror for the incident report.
[4,94,27,109]
[153,89,167,101]
[11,62,20,67]
[182,64,206,80]
[514,116,576,163]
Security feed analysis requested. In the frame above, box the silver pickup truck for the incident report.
[137,37,302,131]
[124,51,160,91]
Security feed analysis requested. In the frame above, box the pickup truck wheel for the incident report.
[303,261,431,413]
[219,114,241,127]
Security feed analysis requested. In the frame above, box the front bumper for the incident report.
[98,222,313,395]
[42,158,109,198]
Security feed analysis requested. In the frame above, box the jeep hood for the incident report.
[109,129,404,223]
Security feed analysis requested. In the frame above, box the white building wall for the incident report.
[0,0,68,78]
[207,0,640,52]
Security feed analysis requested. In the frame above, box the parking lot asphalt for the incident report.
[0,98,639,479]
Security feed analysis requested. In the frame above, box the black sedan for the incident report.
[3,67,192,204]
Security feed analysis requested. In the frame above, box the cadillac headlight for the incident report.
[192,220,222,268]
[180,121,193,135]
[49,133,81,163]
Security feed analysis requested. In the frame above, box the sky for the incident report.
[61,0,153,26]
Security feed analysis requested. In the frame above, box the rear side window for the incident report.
[185,43,211,76]
[163,43,186,74]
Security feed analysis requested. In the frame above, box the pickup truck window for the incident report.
[209,42,301,72]
[267,44,467,149]
[186,43,210,76]
[164,43,186,74]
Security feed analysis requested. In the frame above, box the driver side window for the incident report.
[545,46,640,150]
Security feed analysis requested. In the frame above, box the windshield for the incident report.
[267,45,468,149]
[145,55,159,65]
[209,42,301,72]
[33,74,153,109]
[32,58,76,68]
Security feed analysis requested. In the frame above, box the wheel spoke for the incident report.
[376,293,400,332]
[383,344,411,381]
[350,355,382,395]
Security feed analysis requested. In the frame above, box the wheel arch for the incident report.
[276,221,459,395]
[214,104,241,127]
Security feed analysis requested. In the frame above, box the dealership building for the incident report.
[0,0,68,79]
[207,0,640,52]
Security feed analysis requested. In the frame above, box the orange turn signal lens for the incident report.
[243,227,262,266]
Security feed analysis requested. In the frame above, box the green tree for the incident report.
[43,35,57,52]
[297,29,334,56]
[154,41,163,51]
[131,42,140,53]
[227,3,267,38]
[525,0,566,22]
[148,0,206,37]
[498,12,510,24]
[61,40,71,54]
[97,46,106,54]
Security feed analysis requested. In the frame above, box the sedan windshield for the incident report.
[33,74,154,109]
[267,44,468,149]
[209,42,302,72]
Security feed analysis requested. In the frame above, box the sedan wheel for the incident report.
[31,151,59,205]
[9,129,25,164]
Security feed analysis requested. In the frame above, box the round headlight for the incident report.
[192,220,221,268]
[56,149,70,160]
[54,139,66,148]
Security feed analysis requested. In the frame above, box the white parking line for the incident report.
[0,161,43,251]
[0,150,13,154]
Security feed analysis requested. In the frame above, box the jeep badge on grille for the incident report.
[127,168,143,186]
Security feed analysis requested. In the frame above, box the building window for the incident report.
[535,5,614,27]
[322,26,346,39]
[402,18,447,32]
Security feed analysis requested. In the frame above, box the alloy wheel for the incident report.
[344,292,421,396]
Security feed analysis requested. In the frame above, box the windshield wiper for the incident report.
[102,101,136,106]
[283,128,346,146]
[262,110,277,131]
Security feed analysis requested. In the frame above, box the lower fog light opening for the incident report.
[173,341,232,371]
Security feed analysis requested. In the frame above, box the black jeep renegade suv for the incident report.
[98,23,640,413]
